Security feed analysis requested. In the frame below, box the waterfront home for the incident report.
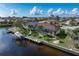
[0,19,7,24]
[0,19,5,22]
[31,21,60,36]
[24,20,60,37]
[0,18,11,23]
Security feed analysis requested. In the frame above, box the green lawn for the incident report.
[18,25,77,50]
[58,36,75,49]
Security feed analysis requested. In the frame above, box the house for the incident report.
[32,21,60,36]
[27,20,60,36]
[0,19,5,22]
[64,19,79,26]
[0,18,11,25]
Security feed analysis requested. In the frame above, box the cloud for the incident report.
[47,8,65,16]
[70,8,79,16]
[29,7,79,17]
[29,6,43,16]
[47,8,53,16]
[10,9,18,15]
[53,8,64,15]
[65,10,69,15]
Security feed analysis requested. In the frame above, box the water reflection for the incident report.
[0,28,72,56]
[16,39,28,47]
[0,31,9,55]
[15,39,72,56]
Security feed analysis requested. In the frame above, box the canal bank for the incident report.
[21,34,79,56]
[0,28,72,56]
[8,27,79,56]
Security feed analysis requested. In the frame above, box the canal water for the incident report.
[0,28,73,56]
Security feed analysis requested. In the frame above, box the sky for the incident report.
[0,3,79,17]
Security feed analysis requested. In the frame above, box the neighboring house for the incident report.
[65,19,79,26]
[0,18,11,24]
[0,19,7,24]
[65,20,71,25]
[75,19,79,22]
[75,19,79,25]
[0,19,5,22]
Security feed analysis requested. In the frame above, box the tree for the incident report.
[56,29,67,39]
